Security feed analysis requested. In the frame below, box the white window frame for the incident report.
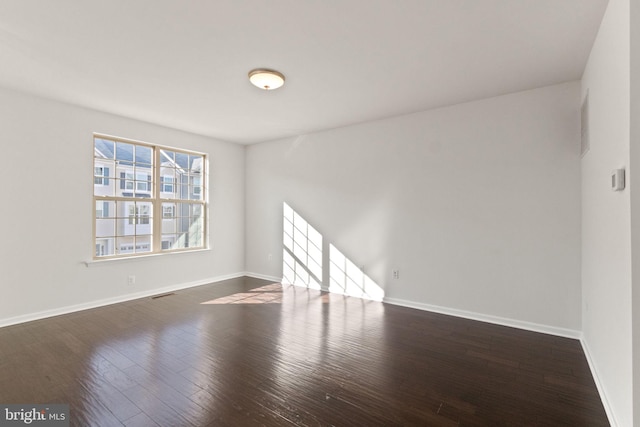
[93,134,208,259]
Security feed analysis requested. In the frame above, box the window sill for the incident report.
[84,248,210,267]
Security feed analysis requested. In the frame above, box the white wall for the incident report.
[0,87,246,325]
[246,82,582,333]
[581,0,632,425]
[631,0,640,425]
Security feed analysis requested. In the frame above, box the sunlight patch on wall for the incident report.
[282,202,322,289]
[329,244,385,301]
[282,202,385,302]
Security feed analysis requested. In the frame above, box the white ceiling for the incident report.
[0,0,607,144]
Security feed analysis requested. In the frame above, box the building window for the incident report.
[162,204,175,218]
[191,176,202,198]
[94,167,109,185]
[128,204,150,225]
[161,176,175,193]
[96,241,106,257]
[93,135,206,259]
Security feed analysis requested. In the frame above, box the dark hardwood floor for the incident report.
[0,277,608,426]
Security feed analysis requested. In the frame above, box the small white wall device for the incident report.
[611,169,625,191]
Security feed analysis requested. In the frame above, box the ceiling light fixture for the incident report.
[248,68,285,90]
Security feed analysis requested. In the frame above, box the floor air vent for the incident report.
[151,292,175,299]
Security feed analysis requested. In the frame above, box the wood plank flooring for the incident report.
[0,277,609,426]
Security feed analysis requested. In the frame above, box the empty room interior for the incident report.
[1,0,639,426]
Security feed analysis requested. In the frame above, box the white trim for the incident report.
[244,272,283,283]
[382,297,581,339]
[580,338,618,427]
[0,272,244,329]
[85,248,211,267]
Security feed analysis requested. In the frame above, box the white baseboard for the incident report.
[0,272,246,328]
[383,297,582,339]
[580,338,618,427]
[244,272,283,283]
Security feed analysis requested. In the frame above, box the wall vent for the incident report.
[151,292,175,300]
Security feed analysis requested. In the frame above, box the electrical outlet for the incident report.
[128,275,136,285]
[268,253,273,261]
[392,269,400,279]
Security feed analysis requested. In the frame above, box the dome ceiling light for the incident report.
[248,68,285,90]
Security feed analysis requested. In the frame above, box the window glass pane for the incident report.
[116,142,134,164]
[135,170,152,180]
[94,161,115,196]
[162,202,176,218]
[138,202,152,219]
[191,186,202,200]
[116,236,135,254]
[136,145,152,165]
[189,155,203,173]
[176,152,189,169]
[188,215,204,247]
[136,180,150,192]
[162,217,177,234]
[118,216,133,235]
[177,203,190,217]
[160,172,176,196]
[95,201,115,218]
[95,201,104,217]
[162,234,179,250]
[189,175,202,200]
[165,203,205,249]
[114,201,125,220]
[96,218,115,238]
[160,149,174,163]
[95,238,115,257]
[134,202,153,234]
[94,139,115,159]
[178,176,190,200]
[135,235,152,253]
[172,235,187,249]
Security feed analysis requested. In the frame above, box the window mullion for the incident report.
[153,147,162,254]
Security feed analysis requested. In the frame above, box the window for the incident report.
[128,204,150,225]
[120,172,150,193]
[95,201,110,218]
[93,135,206,258]
[161,176,175,193]
[162,204,175,218]
[94,167,109,185]
[96,242,106,257]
